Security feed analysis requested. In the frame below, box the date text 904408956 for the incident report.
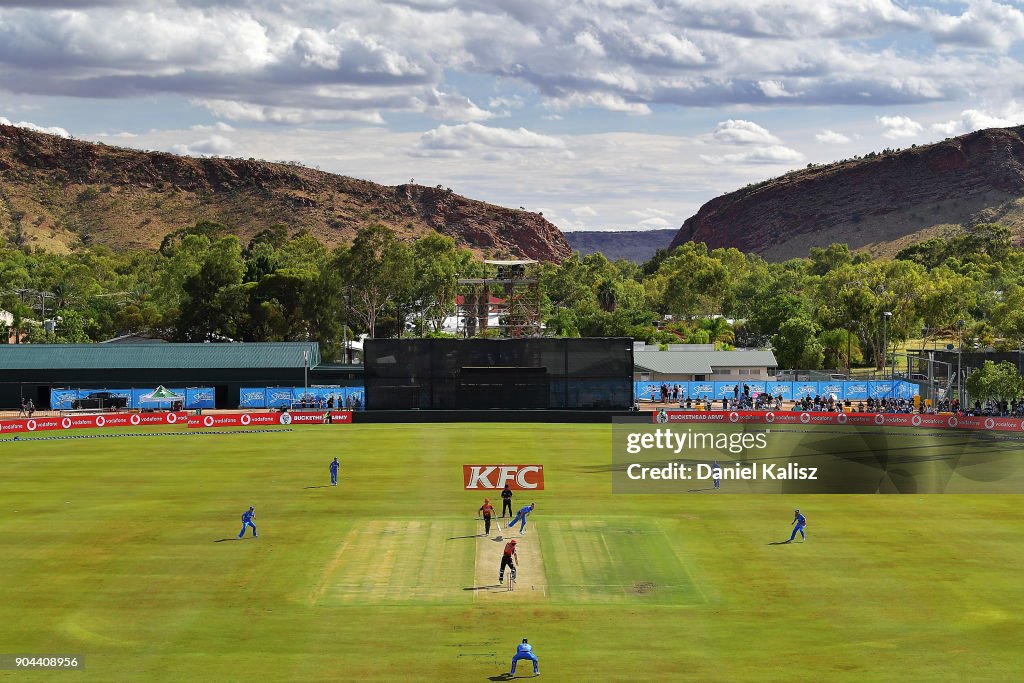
[0,655,84,669]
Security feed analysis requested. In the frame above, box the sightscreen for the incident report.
[364,338,633,410]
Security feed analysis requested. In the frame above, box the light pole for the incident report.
[957,319,966,406]
[882,311,893,382]
[303,348,309,399]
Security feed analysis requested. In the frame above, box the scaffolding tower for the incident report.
[457,260,541,338]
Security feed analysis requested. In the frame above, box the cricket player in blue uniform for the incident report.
[238,506,258,539]
[508,502,535,534]
[787,508,806,542]
[712,461,721,490]
[329,457,340,486]
[509,638,540,676]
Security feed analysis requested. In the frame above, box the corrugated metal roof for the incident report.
[0,342,320,369]
[634,350,777,375]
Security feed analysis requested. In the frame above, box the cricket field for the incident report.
[1,423,1022,682]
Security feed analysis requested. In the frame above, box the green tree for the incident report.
[772,317,824,369]
[966,360,1024,402]
[337,225,414,338]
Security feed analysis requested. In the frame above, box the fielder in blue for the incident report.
[787,508,806,543]
[712,461,721,490]
[238,506,258,539]
[509,638,540,676]
[329,457,340,486]
[508,503,535,534]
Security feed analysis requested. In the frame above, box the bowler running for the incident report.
[508,502,535,534]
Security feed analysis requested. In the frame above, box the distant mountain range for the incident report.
[670,125,1024,261]
[564,229,675,262]
[0,124,570,261]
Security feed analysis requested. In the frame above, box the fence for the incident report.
[49,387,215,410]
[239,386,365,410]
[635,380,919,402]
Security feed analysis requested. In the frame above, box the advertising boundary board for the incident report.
[653,410,1022,432]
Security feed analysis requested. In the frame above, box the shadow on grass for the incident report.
[767,540,795,545]
[213,538,239,543]
[488,675,535,681]
[464,584,501,591]
[304,485,330,489]
[448,534,484,540]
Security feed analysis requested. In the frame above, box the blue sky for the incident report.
[2,0,1024,232]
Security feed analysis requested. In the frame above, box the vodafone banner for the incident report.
[654,410,1024,433]
[186,411,353,428]
[0,411,189,434]
[463,465,545,490]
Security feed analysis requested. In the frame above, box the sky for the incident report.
[1,0,1024,233]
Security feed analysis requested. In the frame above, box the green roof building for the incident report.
[0,342,362,409]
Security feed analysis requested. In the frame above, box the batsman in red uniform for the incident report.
[499,539,518,584]
[478,498,495,535]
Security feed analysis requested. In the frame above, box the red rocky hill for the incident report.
[0,124,570,261]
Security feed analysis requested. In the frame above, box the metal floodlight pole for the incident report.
[882,311,893,383]
[957,319,965,406]
[303,348,309,397]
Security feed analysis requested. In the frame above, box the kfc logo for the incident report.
[463,465,545,490]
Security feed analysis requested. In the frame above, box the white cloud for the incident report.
[417,122,566,152]
[712,120,780,145]
[0,116,69,137]
[930,104,1024,137]
[190,122,235,133]
[816,129,851,144]
[924,0,1024,51]
[571,205,598,217]
[701,145,805,165]
[170,134,235,157]
[877,114,924,139]
[758,80,794,98]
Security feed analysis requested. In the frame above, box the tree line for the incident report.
[1,221,1020,368]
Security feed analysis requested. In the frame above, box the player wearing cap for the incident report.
[237,506,257,539]
[479,498,495,535]
[499,539,518,584]
[787,508,807,542]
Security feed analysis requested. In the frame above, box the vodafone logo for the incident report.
[26,419,37,431]
[463,465,545,490]
[729,411,739,423]
[203,415,215,427]
[95,415,106,427]
[765,412,775,423]
[837,413,848,424]
[241,414,251,426]
[911,415,922,427]
[874,414,885,425]
[166,412,178,424]
[948,416,958,427]
[62,417,72,429]
[130,414,141,425]
[985,417,995,430]
[799,412,810,424]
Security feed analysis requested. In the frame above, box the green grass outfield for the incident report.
[1,423,1022,682]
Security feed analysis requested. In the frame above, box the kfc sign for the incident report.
[463,465,545,490]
